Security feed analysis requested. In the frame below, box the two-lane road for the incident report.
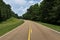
[0,20,60,40]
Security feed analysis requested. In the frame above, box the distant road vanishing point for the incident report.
[0,20,60,40]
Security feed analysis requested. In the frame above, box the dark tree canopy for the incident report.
[0,0,19,22]
[22,0,60,25]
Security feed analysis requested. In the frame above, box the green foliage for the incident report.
[38,22,60,32]
[0,0,19,22]
[22,0,60,25]
[23,3,40,21]
[0,17,24,36]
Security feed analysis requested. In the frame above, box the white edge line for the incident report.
[35,22,60,34]
[0,24,23,38]
[45,26,60,34]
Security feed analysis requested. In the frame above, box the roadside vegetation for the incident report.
[22,0,60,31]
[22,0,60,25]
[0,17,24,36]
[39,22,60,32]
[0,0,24,36]
[0,0,19,22]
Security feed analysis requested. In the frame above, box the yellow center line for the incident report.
[28,27,32,40]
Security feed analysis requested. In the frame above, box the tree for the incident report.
[0,0,19,22]
[22,0,60,25]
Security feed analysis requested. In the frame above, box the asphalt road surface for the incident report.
[0,20,60,40]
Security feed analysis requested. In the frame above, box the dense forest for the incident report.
[22,0,60,25]
[0,0,19,22]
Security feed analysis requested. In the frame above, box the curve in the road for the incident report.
[0,20,60,40]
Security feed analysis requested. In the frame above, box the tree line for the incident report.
[22,0,60,25]
[0,0,19,22]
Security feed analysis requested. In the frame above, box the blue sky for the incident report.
[3,0,42,16]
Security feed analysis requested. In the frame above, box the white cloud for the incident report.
[3,0,41,16]
[29,1,34,4]
[17,7,28,15]
[14,0,27,5]
[28,0,39,5]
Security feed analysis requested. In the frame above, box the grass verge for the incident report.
[0,17,24,36]
[38,22,60,32]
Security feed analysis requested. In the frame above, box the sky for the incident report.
[3,0,43,16]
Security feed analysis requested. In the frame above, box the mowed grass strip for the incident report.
[0,17,24,36]
[38,22,60,32]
